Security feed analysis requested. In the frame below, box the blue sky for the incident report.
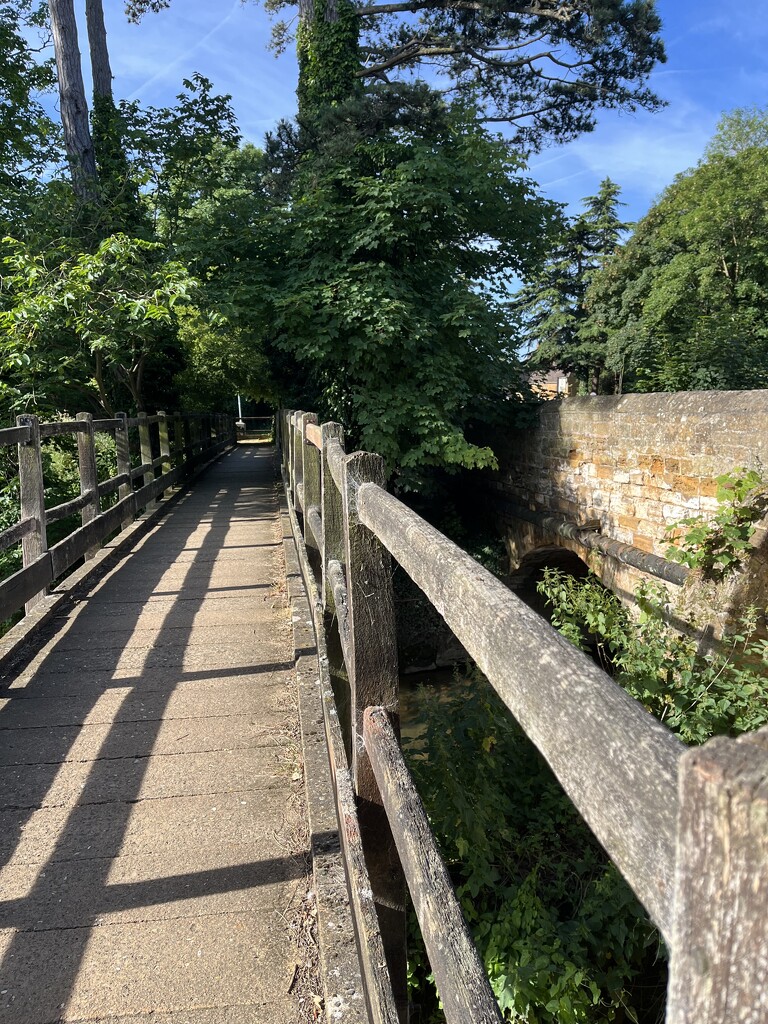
[84,0,768,221]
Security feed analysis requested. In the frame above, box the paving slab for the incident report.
[0,789,299,866]
[0,850,306,930]
[0,745,295,810]
[0,713,294,767]
[4,639,291,684]
[0,683,293,729]
[67,1006,303,1024]
[42,621,283,652]
[3,665,296,700]
[0,912,298,1024]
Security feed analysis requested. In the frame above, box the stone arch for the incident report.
[506,544,591,620]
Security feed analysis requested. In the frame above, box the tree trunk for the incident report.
[86,0,145,233]
[85,0,113,101]
[296,0,359,118]
[48,0,98,199]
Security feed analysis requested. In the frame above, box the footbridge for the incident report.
[0,407,765,1024]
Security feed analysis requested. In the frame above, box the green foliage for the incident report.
[1,234,194,415]
[119,74,241,244]
[174,310,278,410]
[665,469,768,579]
[405,673,662,1023]
[537,569,768,746]
[409,476,768,1021]
[296,0,359,115]
[0,1,58,188]
[269,89,558,488]
[0,1,61,236]
[583,108,768,393]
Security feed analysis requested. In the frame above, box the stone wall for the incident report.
[490,390,768,611]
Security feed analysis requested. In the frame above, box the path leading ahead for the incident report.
[0,444,316,1024]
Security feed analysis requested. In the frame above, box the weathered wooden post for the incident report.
[283,410,294,497]
[321,422,345,614]
[301,413,320,570]
[16,414,48,612]
[340,449,407,1021]
[115,412,133,528]
[291,411,304,515]
[666,728,768,1024]
[137,411,155,510]
[76,412,100,559]
[157,410,171,495]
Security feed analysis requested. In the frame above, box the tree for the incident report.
[120,75,241,242]
[127,0,666,147]
[1,234,194,414]
[0,2,58,186]
[266,90,558,488]
[585,109,768,392]
[48,0,98,199]
[517,177,627,391]
[0,1,61,236]
[85,0,145,232]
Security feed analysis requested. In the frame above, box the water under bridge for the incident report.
[0,407,765,1024]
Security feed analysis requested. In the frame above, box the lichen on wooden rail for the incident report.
[356,481,683,942]
[326,557,351,668]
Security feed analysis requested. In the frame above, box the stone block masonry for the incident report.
[491,390,768,603]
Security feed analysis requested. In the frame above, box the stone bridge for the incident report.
[488,390,768,611]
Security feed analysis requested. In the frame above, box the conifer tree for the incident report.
[517,177,628,392]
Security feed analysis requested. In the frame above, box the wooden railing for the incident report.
[280,408,768,1024]
[0,410,236,623]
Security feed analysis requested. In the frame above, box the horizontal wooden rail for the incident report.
[0,425,31,447]
[0,518,35,554]
[92,417,123,432]
[364,707,504,1024]
[0,553,53,622]
[97,474,129,498]
[130,463,153,481]
[45,490,94,526]
[49,496,133,578]
[326,557,351,667]
[39,420,88,438]
[305,505,323,552]
[356,481,682,941]
[305,422,323,449]
[326,438,345,493]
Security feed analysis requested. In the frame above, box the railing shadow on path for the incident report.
[0,444,308,1023]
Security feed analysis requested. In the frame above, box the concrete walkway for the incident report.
[0,445,316,1024]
